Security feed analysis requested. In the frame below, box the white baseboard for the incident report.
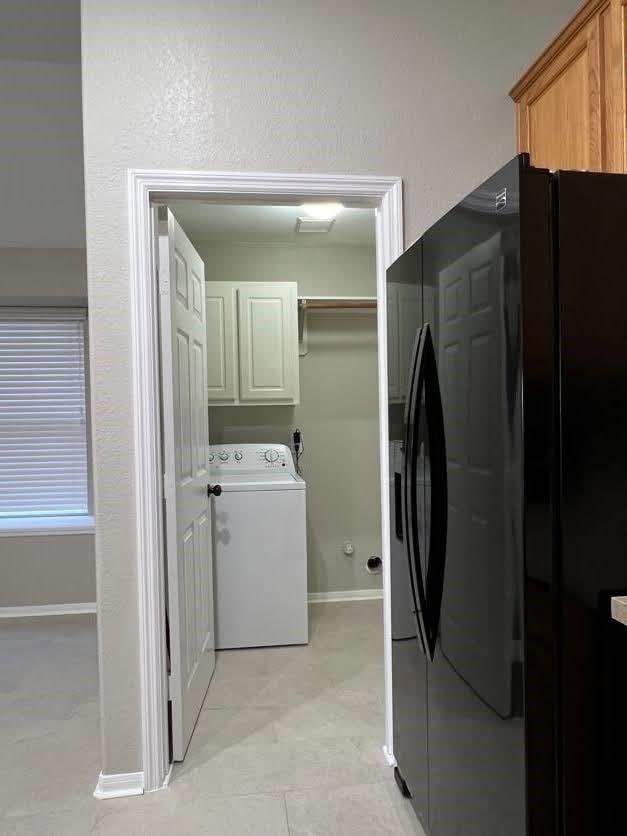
[382,744,397,767]
[145,762,173,793]
[0,602,97,618]
[308,588,383,604]
[93,771,144,800]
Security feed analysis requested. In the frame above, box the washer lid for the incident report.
[211,470,305,492]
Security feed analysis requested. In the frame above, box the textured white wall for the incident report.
[198,242,380,594]
[81,0,581,774]
[0,60,85,248]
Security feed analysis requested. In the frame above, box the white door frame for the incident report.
[127,169,403,792]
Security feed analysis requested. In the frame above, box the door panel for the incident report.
[516,15,604,172]
[159,208,215,761]
[513,3,625,174]
[177,330,192,480]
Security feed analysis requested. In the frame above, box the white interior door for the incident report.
[158,208,215,761]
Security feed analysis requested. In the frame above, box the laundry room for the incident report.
[170,201,383,605]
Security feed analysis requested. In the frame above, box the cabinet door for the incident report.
[237,282,299,403]
[205,282,238,402]
[513,3,625,173]
[387,283,401,401]
[520,16,601,171]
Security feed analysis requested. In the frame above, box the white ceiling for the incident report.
[0,0,81,63]
[169,203,376,247]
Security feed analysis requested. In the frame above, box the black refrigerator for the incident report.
[388,154,627,836]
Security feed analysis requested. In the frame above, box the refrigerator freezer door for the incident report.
[388,238,429,825]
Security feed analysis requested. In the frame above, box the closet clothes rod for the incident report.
[298,296,377,310]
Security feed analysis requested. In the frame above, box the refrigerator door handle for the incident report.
[403,324,430,655]
[421,324,448,659]
[394,471,404,541]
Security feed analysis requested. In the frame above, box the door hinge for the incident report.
[167,675,172,700]
[158,267,169,295]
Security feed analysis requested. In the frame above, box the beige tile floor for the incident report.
[0,602,425,835]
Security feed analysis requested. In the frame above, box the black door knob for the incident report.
[207,484,222,497]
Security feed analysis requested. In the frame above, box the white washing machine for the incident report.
[209,443,308,649]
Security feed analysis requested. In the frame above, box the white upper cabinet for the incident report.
[205,282,238,402]
[237,283,299,403]
[205,281,299,405]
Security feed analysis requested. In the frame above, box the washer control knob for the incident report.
[219,451,229,461]
[265,449,279,463]
[208,452,215,463]
[234,451,243,461]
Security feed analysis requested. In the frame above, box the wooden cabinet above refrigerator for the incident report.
[510,0,626,173]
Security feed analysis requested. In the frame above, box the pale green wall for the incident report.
[197,241,381,595]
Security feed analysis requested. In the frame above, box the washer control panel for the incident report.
[208,443,296,474]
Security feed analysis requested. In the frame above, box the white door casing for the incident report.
[127,170,402,794]
[158,208,215,761]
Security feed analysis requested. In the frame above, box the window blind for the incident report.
[0,310,89,519]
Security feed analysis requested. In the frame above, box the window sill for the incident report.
[0,515,95,537]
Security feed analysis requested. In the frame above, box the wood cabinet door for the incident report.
[237,282,299,403]
[518,15,602,171]
[205,281,238,402]
[513,1,625,173]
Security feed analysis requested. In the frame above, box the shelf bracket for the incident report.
[298,300,308,357]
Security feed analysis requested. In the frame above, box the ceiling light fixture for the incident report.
[301,202,344,221]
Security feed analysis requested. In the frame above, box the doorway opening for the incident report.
[127,170,402,793]
[158,199,386,784]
